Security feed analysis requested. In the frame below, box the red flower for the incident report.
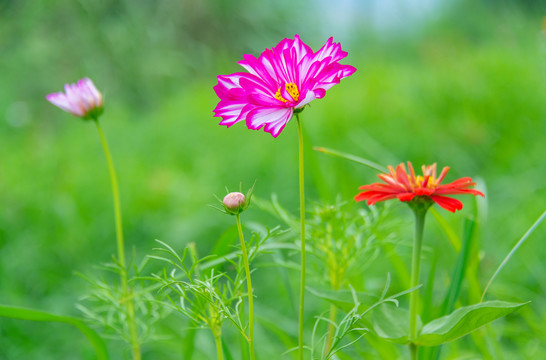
[355,162,484,213]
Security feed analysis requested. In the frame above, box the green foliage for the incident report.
[309,288,369,360]
[305,276,418,359]
[148,226,283,357]
[150,240,247,337]
[76,259,167,347]
[256,195,401,292]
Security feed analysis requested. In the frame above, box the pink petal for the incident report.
[214,100,249,127]
[78,78,102,109]
[295,89,317,109]
[64,83,86,116]
[46,92,74,114]
[246,107,292,137]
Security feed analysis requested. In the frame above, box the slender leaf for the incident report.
[313,146,388,173]
[0,304,109,360]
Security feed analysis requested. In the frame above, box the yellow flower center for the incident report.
[415,175,439,188]
[275,83,299,103]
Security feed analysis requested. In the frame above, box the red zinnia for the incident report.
[355,162,484,213]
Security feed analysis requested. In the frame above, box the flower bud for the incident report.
[222,192,246,214]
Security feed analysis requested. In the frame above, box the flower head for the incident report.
[46,78,103,120]
[355,162,484,213]
[215,184,255,216]
[223,192,246,214]
[213,35,356,137]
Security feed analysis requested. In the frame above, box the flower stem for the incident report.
[93,119,140,360]
[410,343,418,360]
[296,113,306,360]
[409,209,426,360]
[214,331,224,360]
[236,214,255,360]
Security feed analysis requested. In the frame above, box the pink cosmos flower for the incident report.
[355,162,485,213]
[46,78,103,120]
[213,35,356,137]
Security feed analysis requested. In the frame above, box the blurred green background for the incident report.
[1,0,545,358]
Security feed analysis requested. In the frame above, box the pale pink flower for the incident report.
[46,78,103,119]
[213,35,356,137]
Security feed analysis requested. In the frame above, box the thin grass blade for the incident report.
[481,211,546,301]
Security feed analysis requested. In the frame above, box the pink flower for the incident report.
[213,35,356,137]
[46,78,103,120]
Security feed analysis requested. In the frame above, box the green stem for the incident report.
[410,344,418,360]
[236,214,255,360]
[409,209,426,360]
[214,331,224,360]
[296,113,306,360]
[93,119,140,360]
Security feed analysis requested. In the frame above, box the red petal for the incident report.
[430,195,463,212]
[355,191,398,204]
[415,188,434,196]
[359,183,405,193]
[436,166,450,185]
[397,193,416,202]
[395,164,412,190]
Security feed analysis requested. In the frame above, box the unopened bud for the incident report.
[223,192,246,214]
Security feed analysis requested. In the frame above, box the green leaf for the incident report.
[415,300,529,346]
[0,304,109,359]
[371,303,420,345]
